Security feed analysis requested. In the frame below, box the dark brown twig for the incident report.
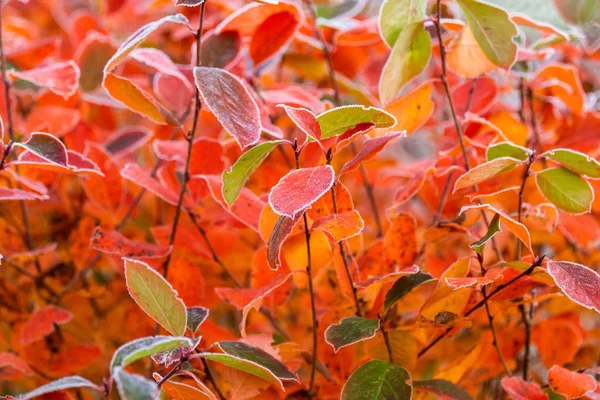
[162,2,207,278]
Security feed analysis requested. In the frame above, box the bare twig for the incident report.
[201,358,227,400]
[378,314,394,364]
[433,2,502,261]
[327,150,361,316]
[162,2,207,278]
[294,142,319,394]
[478,254,511,375]
[302,0,340,105]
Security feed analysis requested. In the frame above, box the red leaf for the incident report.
[120,163,179,206]
[154,138,225,175]
[279,104,322,142]
[249,11,300,68]
[66,151,104,176]
[451,76,497,117]
[216,272,294,336]
[394,167,434,205]
[548,366,597,399]
[129,48,190,86]
[20,306,73,345]
[194,67,261,149]
[193,175,265,232]
[267,215,300,270]
[0,352,33,380]
[268,165,335,218]
[90,227,171,258]
[0,187,49,201]
[501,376,548,400]
[339,132,405,176]
[153,71,194,114]
[10,61,80,99]
[547,261,600,313]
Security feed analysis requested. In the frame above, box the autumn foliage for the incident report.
[2,0,600,399]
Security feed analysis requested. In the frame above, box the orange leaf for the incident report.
[384,213,418,269]
[548,366,597,399]
[103,73,177,125]
[20,306,73,345]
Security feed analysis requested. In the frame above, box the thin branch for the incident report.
[294,142,318,394]
[418,255,546,358]
[433,3,502,262]
[516,153,534,259]
[0,4,42,275]
[518,95,538,381]
[201,358,227,400]
[162,2,207,278]
[518,303,532,381]
[434,0,469,170]
[0,4,14,141]
[478,254,511,375]
[378,314,394,364]
[187,211,242,287]
[526,86,544,160]
[327,150,361,316]
[302,0,340,105]
[302,0,383,238]
[356,161,384,237]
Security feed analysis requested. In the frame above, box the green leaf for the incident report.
[18,376,102,400]
[316,105,396,138]
[325,317,380,352]
[554,0,599,24]
[470,213,501,254]
[379,22,431,105]
[124,259,187,336]
[457,0,519,69]
[487,142,530,162]
[414,379,473,400]
[200,341,298,390]
[536,167,594,214]
[187,306,209,335]
[543,148,600,178]
[222,141,282,206]
[110,336,194,371]
[485,0,569,31]
[341,360,412,400]
[114,368,159,400]
[453,157,522,192]
[379,0,427,46]
[15,132,68,167]
[384,272,434,311]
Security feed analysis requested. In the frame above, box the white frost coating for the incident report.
[268,165,335,218]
